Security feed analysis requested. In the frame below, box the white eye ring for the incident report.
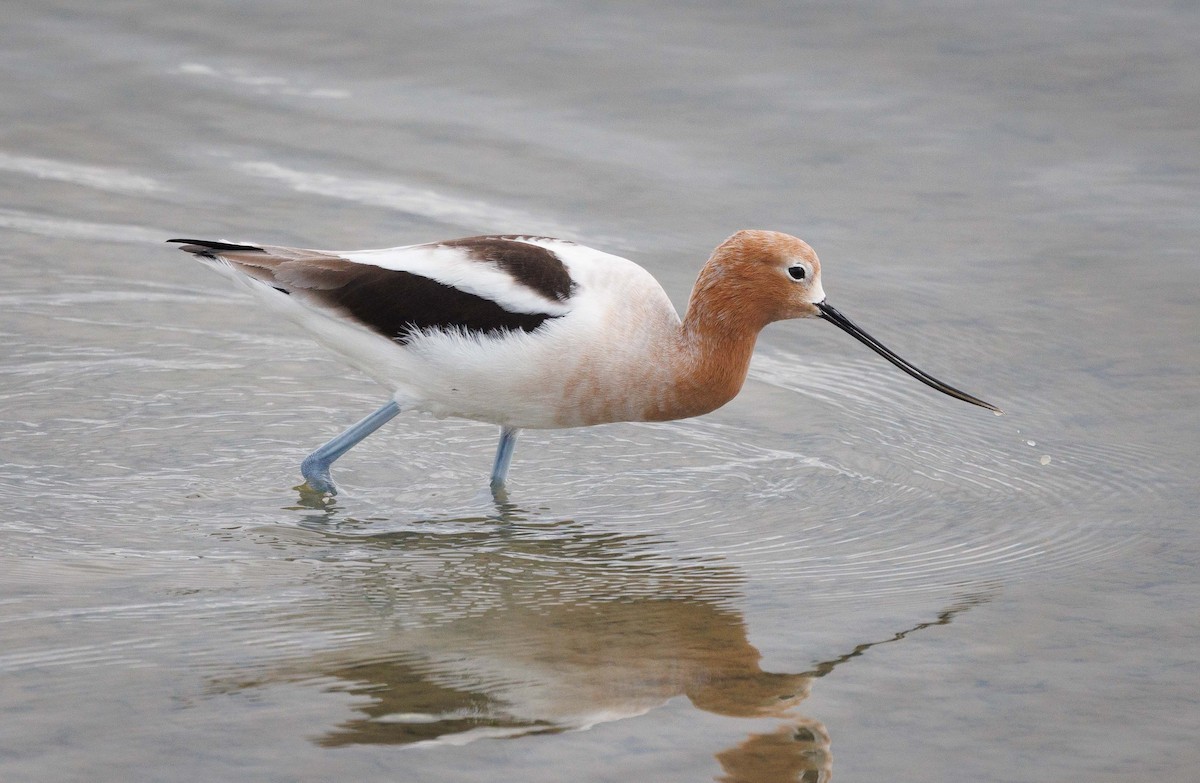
[786,265,807,281]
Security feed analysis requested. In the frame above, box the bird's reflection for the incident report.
[228,500,987,782]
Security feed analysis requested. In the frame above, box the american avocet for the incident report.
[170,231,999,494]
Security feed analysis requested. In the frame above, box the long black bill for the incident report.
[816,301,1002,414]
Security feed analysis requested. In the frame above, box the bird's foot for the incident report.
[293,483,337,511]
[488,478,510,505]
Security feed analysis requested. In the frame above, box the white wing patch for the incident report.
[339,242,574,317]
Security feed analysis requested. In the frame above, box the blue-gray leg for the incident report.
[300,400,402,494]
[490,426,521,489]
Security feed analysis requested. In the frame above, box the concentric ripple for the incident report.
[259,345,1176,607]
[0,272,1174,649]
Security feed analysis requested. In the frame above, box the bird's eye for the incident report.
[787,265,807,281]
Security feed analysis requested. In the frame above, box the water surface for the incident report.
[2,2,1197,781]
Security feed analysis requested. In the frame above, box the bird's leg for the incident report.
[300,400,402,494]
[489,426,521,490]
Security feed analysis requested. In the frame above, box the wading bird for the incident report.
[171,231,999,494]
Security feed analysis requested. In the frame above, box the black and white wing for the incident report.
[170,235,579,344]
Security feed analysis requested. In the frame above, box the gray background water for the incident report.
[2,2,1197,781]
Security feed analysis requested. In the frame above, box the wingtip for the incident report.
[166,238,267,256]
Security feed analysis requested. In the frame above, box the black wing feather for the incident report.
[171,237,558,343]
[317,266,553,343]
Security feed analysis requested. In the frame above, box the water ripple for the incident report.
[1,294,1170,630]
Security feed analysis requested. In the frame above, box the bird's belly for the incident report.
[393,321,676,429]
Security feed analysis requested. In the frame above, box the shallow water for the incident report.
[2,2,1198,781]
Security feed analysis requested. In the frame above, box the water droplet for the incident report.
[1026,440,1036,447]
[1039,455,1051,466]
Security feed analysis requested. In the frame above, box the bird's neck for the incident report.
[641,277,766,422]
